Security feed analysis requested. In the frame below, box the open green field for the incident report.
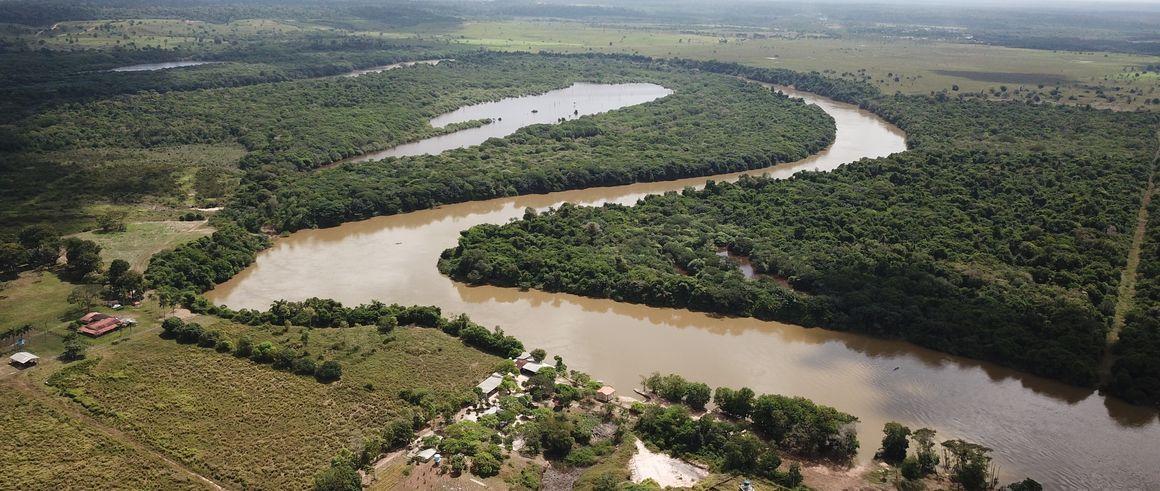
[442,20,1159,111]
[40,323,499,490]
[0,383,212,490]
[0,271,171,359]
[74,221,215,271]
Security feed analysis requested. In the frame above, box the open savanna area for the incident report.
[442,20,1160,111]
[31,323,499,490]
[0,381,214,490]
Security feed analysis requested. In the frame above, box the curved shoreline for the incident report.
[207,87,1160,488]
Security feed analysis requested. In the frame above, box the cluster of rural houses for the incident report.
[406,351,619,465]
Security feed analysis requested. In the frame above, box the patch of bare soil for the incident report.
[628,439,709,487]
[541,463,582,491]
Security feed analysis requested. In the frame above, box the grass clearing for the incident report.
[0,382,212,490]
[43,323,500,490]
[74,221,215,271]
[0,271,172,358]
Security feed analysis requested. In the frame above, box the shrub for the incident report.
[176,322,204,344]
[197,329,222,348]
[449,454,467,475]
[272,346,297,370]
[901,456,923,481]
[564,446,598,467]
[471,452,501,477]
[312,463,360,491]
[684,382,711,411]
[234,335,253,357]
[383,418,414,450]
[293,357,317,375]
[315,360,343,382]
[376,315,398,333]
[160,317,185,338]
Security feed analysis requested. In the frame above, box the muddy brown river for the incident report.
[208,87,1160,489]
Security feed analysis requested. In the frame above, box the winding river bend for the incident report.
[207,87,1160,488]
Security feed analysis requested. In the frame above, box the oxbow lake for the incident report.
[340,82,673,162]
[109,61,218,72]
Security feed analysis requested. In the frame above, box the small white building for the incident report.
[8,352,39,368]
[476,373,505,398]
[416,448,437,462]
[520,362,547,375]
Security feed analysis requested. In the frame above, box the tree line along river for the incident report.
[205,82,1160,489]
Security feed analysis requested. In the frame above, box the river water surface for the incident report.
[208,87,1160,488]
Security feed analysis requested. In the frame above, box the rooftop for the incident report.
[9,352,39,365]
[78,317,121,337]
[520,362,546,374]
[476,373,505,395]
[79,312,111,324]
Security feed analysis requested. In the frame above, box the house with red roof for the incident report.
[77,312,122,337]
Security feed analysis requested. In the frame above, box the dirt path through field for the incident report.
[1100,132,1158,385]
[8,376,229,490]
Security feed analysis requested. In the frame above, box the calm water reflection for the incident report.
[341,82,672,162]
[341,59,449,77]
[109,61,217,72]
[208,87,1160,488]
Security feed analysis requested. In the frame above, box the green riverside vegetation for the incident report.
[440,61,1160,392]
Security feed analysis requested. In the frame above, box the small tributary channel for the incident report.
[207,85,1160,488]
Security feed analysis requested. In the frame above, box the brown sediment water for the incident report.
[207,87,1160,488]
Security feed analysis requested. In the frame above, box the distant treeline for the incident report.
[0,37,472,123]
[0,0,458,27]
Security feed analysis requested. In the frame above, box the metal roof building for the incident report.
[476,373,505,396]
[9,352,39,367]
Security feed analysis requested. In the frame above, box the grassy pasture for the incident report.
[443,20,1159,111]
[42,323,500,490]
[74,221,215,271]
[0,383,211,490]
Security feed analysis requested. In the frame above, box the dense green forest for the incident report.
[5,52,835,232]
[439,73,1159,389]
[0,37,472,122]
[1109,193,1160,405]
[222,57,834,230]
